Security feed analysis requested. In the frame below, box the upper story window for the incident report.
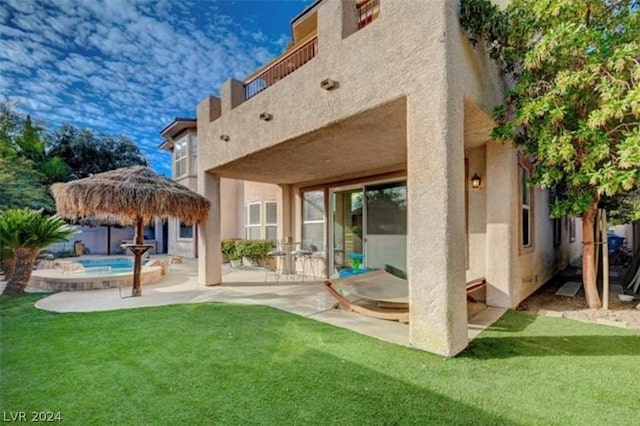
[175,137,188,178]
[191,135,198,174]
[520,163,534,250]
[357,0,380,29]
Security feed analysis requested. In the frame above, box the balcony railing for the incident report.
[244,36,318,100]
[357,0,380,29]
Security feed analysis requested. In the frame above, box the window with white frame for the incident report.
[191,135,198,174]
[245,202,261,239]
[265,202,277,244]
[178,221,193,239]
[520,164,533,249]
[174,137,188,177]
[302,190,325,252]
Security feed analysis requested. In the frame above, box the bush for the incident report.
[235,239,274,266]
[221,239,240,262]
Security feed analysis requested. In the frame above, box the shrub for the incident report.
[235,239,273,266]
[221,239,240,262]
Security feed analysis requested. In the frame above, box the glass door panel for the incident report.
[365,181,407,271]
[332,188,364,273]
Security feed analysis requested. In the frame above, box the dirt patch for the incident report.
[519,266,640,330]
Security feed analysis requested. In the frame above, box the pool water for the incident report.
[77,258,148,274]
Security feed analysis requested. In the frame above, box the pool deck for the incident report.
[13,257,506,350]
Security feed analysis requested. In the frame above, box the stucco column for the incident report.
[198,172,222,285]
[485,143,518,307]
[221,79,245,113]
[277,184,293,242]
[407,91,468,357]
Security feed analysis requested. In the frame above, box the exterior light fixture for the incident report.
[259,112,272,121]
[320,78,337,90]
[471,173,481,189]
[220,134,230,142]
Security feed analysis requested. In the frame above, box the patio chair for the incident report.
[291,240,318,283]
[264,247,287,283]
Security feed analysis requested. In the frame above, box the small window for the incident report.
[357,0,380,29]
[245,202,261,239]
[303,190,325,252]
[265,201,277,244]
[569,216,576,243]
[178,221,193,239]
[520,164,533,249]
[175,138,188,177]
[551,188,561,247]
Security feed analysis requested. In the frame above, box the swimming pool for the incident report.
[77,257,148,273]
[29,257,161,292]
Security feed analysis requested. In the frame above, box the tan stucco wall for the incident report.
[193,0,577,356]
[244,181,277,204]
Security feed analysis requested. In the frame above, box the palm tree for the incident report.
[1,209,76,295]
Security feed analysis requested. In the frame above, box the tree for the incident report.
[460,0,640,308]
[0,209,76,295]
[0,156,54,211]
[13,115,71,184]
[48,123,148,179]
[0,103,59,211]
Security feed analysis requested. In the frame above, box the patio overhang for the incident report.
[207,98,408,186]
[464,99,494,148]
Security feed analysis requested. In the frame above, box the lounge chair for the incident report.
[324,267,488,323]
[324,270,410,323]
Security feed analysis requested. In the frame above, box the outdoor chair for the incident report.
[264,247,287,283]
[291,240,318,283]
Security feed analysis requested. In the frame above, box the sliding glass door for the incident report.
[331,180,406,274]
[364,181,407,271]
[332,188,364,271]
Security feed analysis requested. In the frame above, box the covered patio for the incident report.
[32,258,506,348]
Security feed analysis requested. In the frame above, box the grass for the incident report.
[1,294,639,425]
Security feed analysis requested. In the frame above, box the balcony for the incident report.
[244,35,318,100]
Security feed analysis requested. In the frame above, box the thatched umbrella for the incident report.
[51,166,210,296]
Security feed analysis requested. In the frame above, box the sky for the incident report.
[0,0,314,176]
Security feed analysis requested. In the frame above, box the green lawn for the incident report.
[1,295,638,425]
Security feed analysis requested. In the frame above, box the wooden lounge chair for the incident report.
[324,270,409,323]
[324,268,488,323]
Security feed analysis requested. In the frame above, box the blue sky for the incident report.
[0,0,313,175]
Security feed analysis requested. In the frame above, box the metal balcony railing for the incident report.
[244,36,318,100]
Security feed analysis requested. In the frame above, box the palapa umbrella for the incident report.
[51,166,210,296]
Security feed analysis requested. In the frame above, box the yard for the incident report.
[1,294,638,425]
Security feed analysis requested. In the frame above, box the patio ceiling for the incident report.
[464,99,494,148]
[209,98,408,186]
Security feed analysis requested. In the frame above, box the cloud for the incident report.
[1,0,305,176]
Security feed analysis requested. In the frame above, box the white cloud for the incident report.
[2,0,312,175]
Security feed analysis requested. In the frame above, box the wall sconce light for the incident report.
[320,78,337,90]
[259,112,272,121]
[220,134,230,142]
[471,173,482,189]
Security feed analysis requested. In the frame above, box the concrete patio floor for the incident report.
[32,257,506,349]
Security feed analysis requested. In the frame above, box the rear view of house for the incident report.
[164,0,582,356]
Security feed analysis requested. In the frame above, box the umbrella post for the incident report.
[127,245,151,297]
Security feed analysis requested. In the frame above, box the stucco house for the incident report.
[161,0,585,356]
[159,119,280,258]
